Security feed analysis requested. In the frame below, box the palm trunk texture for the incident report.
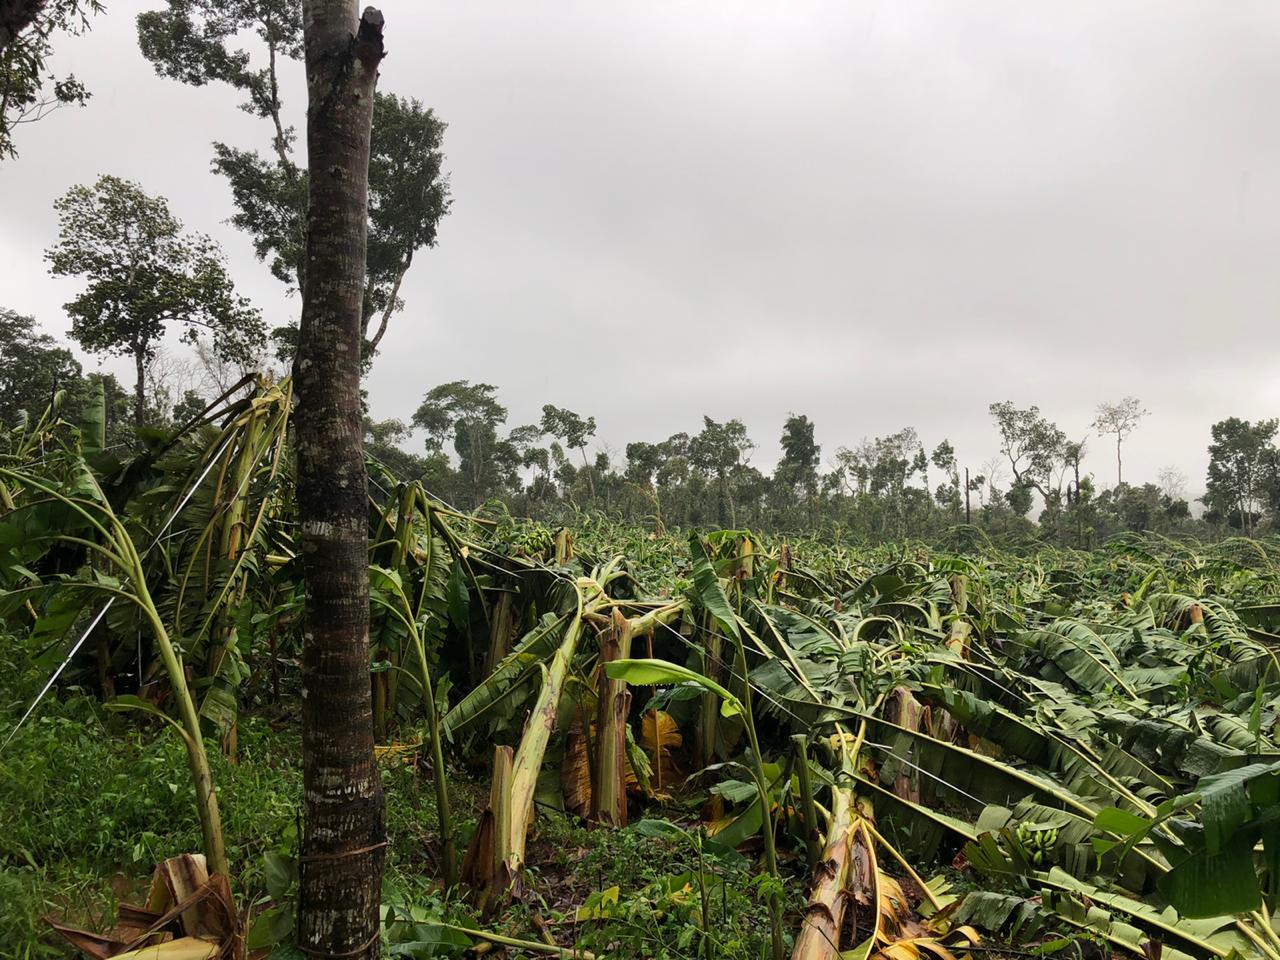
[294,4,386,958]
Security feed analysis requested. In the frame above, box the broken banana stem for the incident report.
[791,783,857,960]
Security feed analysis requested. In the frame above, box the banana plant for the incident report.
[0,459,229,875]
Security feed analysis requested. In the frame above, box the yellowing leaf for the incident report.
[111,937,221,960]
[575,885,621,921]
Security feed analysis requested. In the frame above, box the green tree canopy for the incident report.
[1,0,100,158]
[989,401,1069,503]
[540,404,595,456]
[0,307,81,425]
[690,416,754,527]
[412,381,526,506]
[776,414,819,492]
[1203,417,1279,536]
[45,174,264,426]
[137,0,450,362]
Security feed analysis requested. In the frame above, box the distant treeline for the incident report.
[6,313,1278,547]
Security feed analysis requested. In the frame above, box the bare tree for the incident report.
[193,335,271,397]
[1158,466,1187,502]
[293,3,386,958]
[979,456,1006,507]
[1092,397,1149,487]
[144,348,202,424]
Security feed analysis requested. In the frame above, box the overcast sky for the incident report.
[4,1,1279,498]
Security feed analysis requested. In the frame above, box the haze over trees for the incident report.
[364,382,1265,546]
[10,289,1278,545]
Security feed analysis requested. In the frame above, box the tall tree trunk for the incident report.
[1116,434,1123,487]
[134,348,147,427]
[295,5,386,959]
[579,446,596,501]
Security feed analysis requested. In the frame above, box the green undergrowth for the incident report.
[0,691,787,959]
[0,693,302,955]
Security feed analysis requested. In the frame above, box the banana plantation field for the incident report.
[5,385,1280,960]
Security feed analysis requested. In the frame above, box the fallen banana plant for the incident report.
[461,559,684,910]
[47,853,240,960]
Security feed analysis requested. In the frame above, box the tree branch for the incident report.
[363,258,408,352]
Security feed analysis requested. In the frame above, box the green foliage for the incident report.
[540,404,596,455]
[136,0,450,360]
[412,381,531,505]
[522,812,789,959]
[0,683,301,952]
[0,308,82,427]
[989,400,1070,507]
[0,0,101,159]
[7,375,1280,958]
[44,174,265,424]
[1204,417,1280,537]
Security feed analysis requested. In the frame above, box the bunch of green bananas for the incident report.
[1013,822,1059,865]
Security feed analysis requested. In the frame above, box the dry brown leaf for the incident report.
[637,709,682,789]
[560,717,593,817]
[49,854,240,960]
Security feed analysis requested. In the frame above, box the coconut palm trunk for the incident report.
[294,4,386,958]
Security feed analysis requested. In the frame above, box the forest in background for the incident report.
[6,313,1280,548]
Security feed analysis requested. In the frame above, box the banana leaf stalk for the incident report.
[738,634,786,960]
[370,482,417,740]
[0,465,229,877]
[461,745,514,911]
[484,588,516,678]
[504,587,588,882]
[791,782,857,960]
[463,573,596,909]
[698,619,723,767]
[793,734,821,873]
[369,555,457,888]
[464,563,683,908]
[196,380,291,755]
[131,546,229,878]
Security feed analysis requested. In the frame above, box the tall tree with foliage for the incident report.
[541,403,596,497]
[777,413,820,494]
[137,0,449,361]
[929,439,962,518]
[1203,417,1278,536]
[1092,396,1148,487]
[989,401,1070,510]
[834,428,930,536]
[292,3,386,956]
[690,416,754,527]
[44,175,264,426]
[412,380,525,506]
[0,0,99,157]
